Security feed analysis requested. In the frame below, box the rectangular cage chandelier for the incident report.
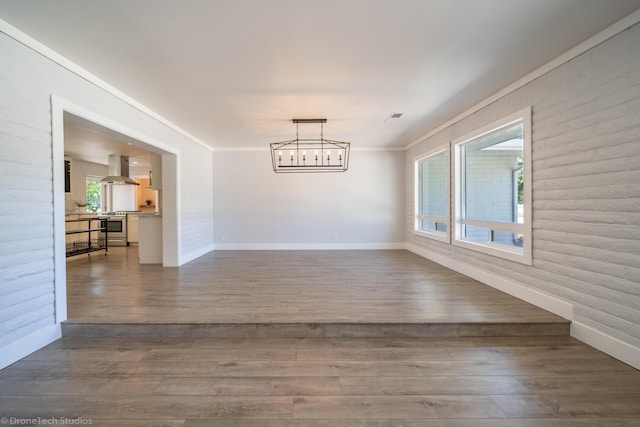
[270,119,350,173]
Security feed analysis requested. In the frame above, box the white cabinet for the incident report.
[127,214,139,243]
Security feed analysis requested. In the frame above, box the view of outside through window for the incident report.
[85,179,101,213]
[461,121,524,247]
[417,150,447,234]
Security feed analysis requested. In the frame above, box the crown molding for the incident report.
[404,9,640,150]
[0,18,213,152]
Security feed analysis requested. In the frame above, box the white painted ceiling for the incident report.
[2,0,640,151]
[63,114,153,170]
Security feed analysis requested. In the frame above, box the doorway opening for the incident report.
[51,96,179,325]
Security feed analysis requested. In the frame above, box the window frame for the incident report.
[413,145,450,243]
[452,106,532,265]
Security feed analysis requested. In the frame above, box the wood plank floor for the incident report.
[63,248,567,337]
[1,335,639,425]
[2,249,638,424]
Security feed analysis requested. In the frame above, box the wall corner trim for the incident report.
[571,321,640,370]
[405,243,574,320]
[0,324,61,370]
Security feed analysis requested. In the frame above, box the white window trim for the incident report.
[452,106,532,265]
[413,145,450,243]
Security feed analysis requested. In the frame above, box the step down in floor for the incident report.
[62,321,570,338]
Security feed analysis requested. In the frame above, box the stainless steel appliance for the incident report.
[99,212,128,246]
[100,155,140,185]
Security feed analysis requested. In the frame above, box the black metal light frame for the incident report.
[270,119,350,173]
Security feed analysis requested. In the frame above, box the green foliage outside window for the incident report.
[86,180,101,212]
[516,157,524,205]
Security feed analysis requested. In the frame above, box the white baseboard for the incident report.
[406,243,640,370]
[0,324,61,370]
[405,243,574,320]
[571,321,640,370]
[213,242,406,250]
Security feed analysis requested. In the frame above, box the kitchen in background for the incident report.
[63,114,163,264]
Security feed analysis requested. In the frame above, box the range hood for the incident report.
[101,155,140,185]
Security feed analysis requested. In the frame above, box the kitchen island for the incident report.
[138,213,162,264]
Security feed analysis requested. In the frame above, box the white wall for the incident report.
[406,21,640,368]
[0,26,214,368]
[213,150,405,248]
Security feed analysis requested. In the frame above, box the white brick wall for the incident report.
[407,23,640,349]
[0,30,214,359]
[0,35,56,349]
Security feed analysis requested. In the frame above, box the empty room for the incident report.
[1,0,639,425]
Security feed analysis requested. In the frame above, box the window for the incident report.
[414,147,449,242]
[85,176,103,213]
[453,107,532,264]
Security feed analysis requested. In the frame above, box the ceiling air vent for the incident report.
[385,113,403,122]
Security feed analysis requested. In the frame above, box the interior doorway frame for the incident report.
[51,95,180,324]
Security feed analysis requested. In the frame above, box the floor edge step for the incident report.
[61,321,570,338]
